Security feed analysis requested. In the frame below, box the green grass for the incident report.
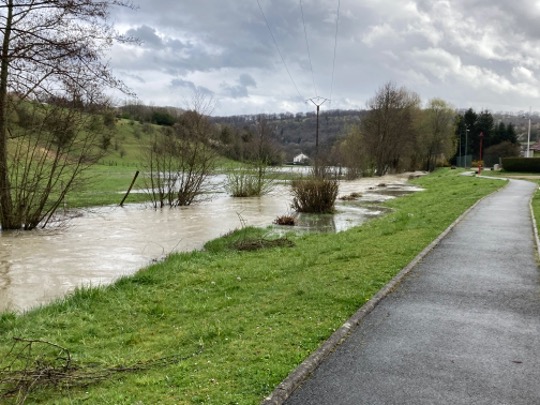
[480,168,540,178]
[0,169,505,404]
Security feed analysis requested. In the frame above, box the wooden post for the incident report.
[119,170,139,207]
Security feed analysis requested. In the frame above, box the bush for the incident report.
[502,157,540,172]
[225,168,274,197]
[291,177,339,213]
[273,214,296,226]
[484,141,520,167]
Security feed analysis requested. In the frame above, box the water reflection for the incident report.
[0,175,423,313]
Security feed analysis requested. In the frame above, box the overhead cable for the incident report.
[256,0,305,100]
[300,0,318,98]
[329,0,341,105]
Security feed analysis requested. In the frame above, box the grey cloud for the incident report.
[223,85,248,99]
[170,79,213,96]
[239,74,256,88]
[170,78,197,92]
[222,74,257,99]
[126,25,163,48]
[111,0,540,115]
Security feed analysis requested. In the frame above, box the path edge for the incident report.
[529,184,540,261]
[261,181,508,405]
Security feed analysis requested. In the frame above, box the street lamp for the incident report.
[479,131,484,175]
[527,110,531,158]
[459,128,462,167]
[465,127,470,168]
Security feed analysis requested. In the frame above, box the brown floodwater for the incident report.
[0,174,423,313]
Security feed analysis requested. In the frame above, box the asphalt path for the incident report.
[283,179,540,405]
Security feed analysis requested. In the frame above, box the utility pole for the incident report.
[308,96,328,175]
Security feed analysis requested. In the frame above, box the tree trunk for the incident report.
[0,1,16,230]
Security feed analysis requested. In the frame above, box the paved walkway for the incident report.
[283,179,540,405]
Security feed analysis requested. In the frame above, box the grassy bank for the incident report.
[0,170,505,404]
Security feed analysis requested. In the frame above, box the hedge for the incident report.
[501,157,540,172]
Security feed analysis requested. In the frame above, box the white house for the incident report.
[293,153,309,165]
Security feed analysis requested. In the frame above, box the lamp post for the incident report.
[478,131,484,176]
[465,127,469,168]
[527,111,531,157]
[459,128,462,167]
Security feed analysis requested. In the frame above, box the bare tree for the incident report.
[361,82,421,176]
[0,0,134,230]
[8,101,113,229]
[225,115,281,197]
[145,94,217,207]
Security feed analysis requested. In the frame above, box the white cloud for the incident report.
[362,23,401,47]
[512,66,535,82]
[409,47,462,80]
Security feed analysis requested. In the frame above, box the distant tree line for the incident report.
[330,82,521,176]
[118,103,184,127]
[215,117,284,165]
[455,108,519,166]
[212,110,363,163]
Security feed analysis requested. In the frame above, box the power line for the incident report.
[256,0,305,100]
[255,0,341,107]
[300,0,318,98]
[329,0,341,106]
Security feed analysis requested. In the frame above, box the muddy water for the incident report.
[0,174,422,313]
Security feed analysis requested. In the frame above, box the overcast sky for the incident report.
[109,0,540,116]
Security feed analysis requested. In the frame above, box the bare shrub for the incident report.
[273,215,296,226]
[225,167,274,197]
[291,177,339,213]
[145,126,215,207]
[145,92,217,208]
[6,101,105,229]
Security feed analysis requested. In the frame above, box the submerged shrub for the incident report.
[273,215,296,226]
[291,177,338,213]
[225,167,274,197]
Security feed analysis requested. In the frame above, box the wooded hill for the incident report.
[210,110,367,162]
[117,102,538,167]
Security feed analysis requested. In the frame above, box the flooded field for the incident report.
[0,174,423,313]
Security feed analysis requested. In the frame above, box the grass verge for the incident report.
[0,169,505,404]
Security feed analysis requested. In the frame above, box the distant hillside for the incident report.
[211,109,367,162]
